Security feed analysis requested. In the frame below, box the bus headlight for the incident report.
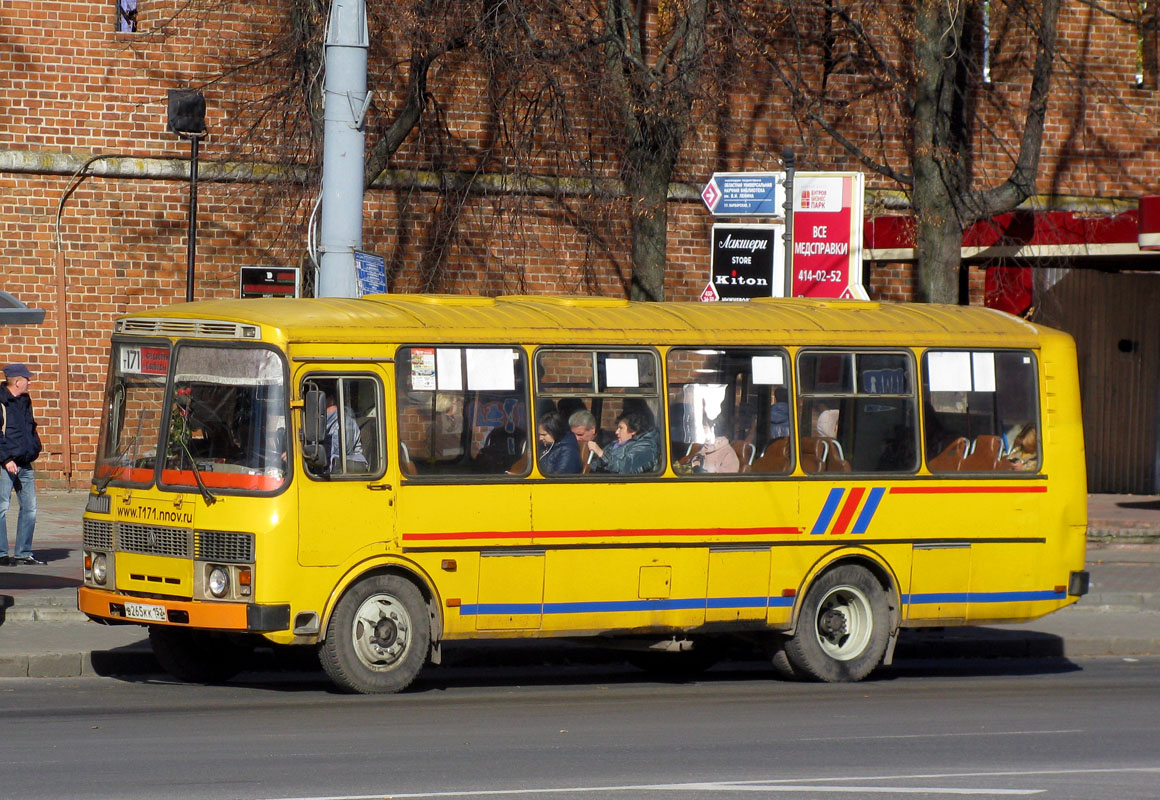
[92,554,107,585]
[208,566,230,598]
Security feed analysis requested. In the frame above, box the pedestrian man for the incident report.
[0,363,43,566]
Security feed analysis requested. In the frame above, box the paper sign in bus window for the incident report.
[436,348,462,391]
[411,348,436,391]
[466,349,516,391]
[927,351,972,392]
[752,355,784,385]
[971,352,996,392]
[605,358,640,388]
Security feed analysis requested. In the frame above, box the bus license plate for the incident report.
[125,602,167,622]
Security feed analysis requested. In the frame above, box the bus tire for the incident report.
[148,626,248,684]
[767,634,803,681]
[319,574,429,694]
[783,565,889,682]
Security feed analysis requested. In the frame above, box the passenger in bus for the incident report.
[569,409,615,449]
[588,410,660,474]
[816,405,839,438]
[325,394,368,473]
[689,416,739,474]
[1006,424,1039,471]
[536,411,582,475]
[769,386,791,439]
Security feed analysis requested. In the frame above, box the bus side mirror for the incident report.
[301,386,328,471]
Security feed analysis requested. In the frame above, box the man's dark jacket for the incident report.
[0,385,42,467]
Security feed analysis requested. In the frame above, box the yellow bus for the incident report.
[78,295,1089,692]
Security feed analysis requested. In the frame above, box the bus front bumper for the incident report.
[78,586,290,633]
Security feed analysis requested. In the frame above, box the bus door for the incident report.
[295,366,394,567]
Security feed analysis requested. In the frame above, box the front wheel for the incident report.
[319,574,430,694]
[782,565,890,682]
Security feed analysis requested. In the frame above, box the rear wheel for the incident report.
[767,634,803,681]
[319,574,430,694]
[148,627,250,684]
[783,565,890,682]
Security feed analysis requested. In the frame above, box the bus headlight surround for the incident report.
[92,553,107,585]
[208,566,230,598]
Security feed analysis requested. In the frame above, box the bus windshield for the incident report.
[93,342,288,493]
[93,342,172,488]
[160,345,288,493]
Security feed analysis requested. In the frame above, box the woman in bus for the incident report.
[588,410,660,474]
[537,410,582,475]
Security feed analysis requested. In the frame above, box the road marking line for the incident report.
[257,767,1160,800]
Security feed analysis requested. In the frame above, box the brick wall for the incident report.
[2,1,1158,485]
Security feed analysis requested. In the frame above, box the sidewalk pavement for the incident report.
[1,490,1158,679]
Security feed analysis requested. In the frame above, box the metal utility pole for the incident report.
[782,147,795,299]
[317,0,371,298]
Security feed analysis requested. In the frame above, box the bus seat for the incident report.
[963,434,1005,471]
[928,437,969,472]
[823,437,851,472]
[398,441,417,476]
[752,438,790,473]
[799,436,827,474]
[679,442,703,466]
[729,440,752,473]
[358,417,378,471]
[506,451,529,475]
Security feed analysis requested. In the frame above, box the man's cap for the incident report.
[3,364,34,379]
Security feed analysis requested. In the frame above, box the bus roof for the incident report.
[118,295,1058,348]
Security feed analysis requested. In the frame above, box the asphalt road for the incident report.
[2,655,1159,800]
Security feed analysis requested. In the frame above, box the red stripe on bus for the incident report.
[889,486,1047,494]
[402,526,800,542]
[830,487,866,535]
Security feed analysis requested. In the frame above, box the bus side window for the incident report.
[302,375,384,479]
[534,348,662,477]
[922,350,1039,473]
[395,346,529,478]
[666,348,792,476]
[797,350,918,474]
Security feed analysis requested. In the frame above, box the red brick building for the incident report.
[2,2,1158,490]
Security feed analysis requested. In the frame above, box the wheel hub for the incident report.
[818,608,848,640]
[351,595,411,671]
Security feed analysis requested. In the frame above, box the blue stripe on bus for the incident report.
[903,590,1065,605]
[851,487,885,534]
[811,488,845,535]
[459,596,796,616]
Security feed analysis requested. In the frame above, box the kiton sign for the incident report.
[708,224,780,301]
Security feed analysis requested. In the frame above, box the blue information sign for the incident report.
[701,172,786,217]
[354,250,387,297]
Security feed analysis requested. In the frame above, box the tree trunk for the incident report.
[626,149,673,302]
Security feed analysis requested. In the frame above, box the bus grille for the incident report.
[83,519,114,550]
[118,524,191,558]
[194,531,254,563]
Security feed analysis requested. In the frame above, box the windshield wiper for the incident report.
[94,436,139,494]
[174,427,217,506]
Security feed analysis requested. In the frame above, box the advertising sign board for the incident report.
[791,172,867,299]
[239,267,299,298]
[706,224,784,301]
